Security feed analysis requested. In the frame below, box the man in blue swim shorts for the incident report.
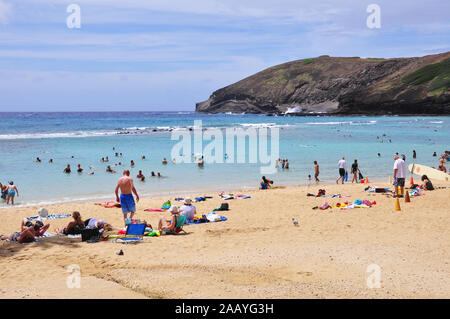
[115,170,140,221]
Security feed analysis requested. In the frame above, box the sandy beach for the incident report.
[0,181,449,299]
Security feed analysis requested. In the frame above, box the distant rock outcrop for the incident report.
[196,52,450,115]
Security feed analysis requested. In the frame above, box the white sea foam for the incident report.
[0,130,118,140]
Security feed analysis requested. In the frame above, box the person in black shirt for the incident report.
[351,159,360,183]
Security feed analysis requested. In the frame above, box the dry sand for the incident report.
[0,181,449,299]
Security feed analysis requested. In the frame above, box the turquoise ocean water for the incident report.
[0,112,448,207]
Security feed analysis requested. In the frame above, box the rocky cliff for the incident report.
[196,52,450,115]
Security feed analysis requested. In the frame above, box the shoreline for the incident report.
[0,177,391,209]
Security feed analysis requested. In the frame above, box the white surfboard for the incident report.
[409,163,450,182]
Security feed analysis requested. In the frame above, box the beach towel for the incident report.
[161,200,171,210]
[144,208,164,212]
[214,203,229,211]
[28,213,71,221]
[185,215,227,225]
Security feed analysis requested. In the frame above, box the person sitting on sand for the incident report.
[420,175,434,191]
[260,176,273,190]
[63,164,71,174]
[179,198,196,221]
[162,158,168,165]
[158,205,180,232]
[6,181,19,205]
[1,218,50,243]
[55,211,85,235]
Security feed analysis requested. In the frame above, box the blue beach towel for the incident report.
[28,213,71,221]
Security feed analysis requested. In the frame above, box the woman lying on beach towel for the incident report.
[84,218,113,233]
[55,211,85,235]
[94,201,121,208]
[1,218,50,243]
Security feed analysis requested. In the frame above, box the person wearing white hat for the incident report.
[179,198,196,221]
[38,207,48,218]
[158,205,180,232]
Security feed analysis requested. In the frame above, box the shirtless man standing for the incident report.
[115,170,140,221]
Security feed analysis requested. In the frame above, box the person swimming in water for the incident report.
[6,182,19,205]
[63,164,71,174]
[77,164,83,173]
[106,165,117,173]
[136,170,145,181]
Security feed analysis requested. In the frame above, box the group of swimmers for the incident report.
[275,158,289,169]
[436,151,449,172]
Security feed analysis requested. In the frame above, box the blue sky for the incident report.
[0,0,449,111]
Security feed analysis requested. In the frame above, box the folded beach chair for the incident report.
[163,215,187,235]
[114,223,146,244]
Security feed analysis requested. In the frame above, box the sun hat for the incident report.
[38,207,48,218]
[183,197,192,205]
[168,205,179,213]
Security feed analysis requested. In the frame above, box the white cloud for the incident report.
[0,0,12,24]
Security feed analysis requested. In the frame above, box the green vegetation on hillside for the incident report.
[402,58,450,94]
[302,58,314,65]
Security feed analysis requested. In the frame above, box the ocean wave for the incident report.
[0,130,119,140]
[0,123,289,140]
[304,121,376,125]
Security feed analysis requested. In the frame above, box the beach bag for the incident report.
[81,227,100,242]
[67,224,84,235]
[214,203,229,211]
[358,172,364,180]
